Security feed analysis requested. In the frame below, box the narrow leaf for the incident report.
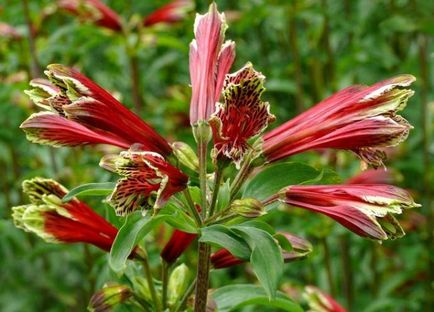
[62,182,116,202]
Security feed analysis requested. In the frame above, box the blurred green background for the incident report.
[0,0,432,311]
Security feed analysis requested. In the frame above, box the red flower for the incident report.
[100,146,188,215]
[21,65,172,156]
[12,178,118,252]
[143,0,193,27]
[210,232,312,269]
[189,3,235,125]
[160,229,197,263]
[346,169,395,185]
[58,0,122,32]
[304,286,347,312]
[279,184,420,240]
[210,63,275,166]
[262,75,415,168]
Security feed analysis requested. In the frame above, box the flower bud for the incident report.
[168,264,191,306]
[132,276,153,303]
[230,198,264,218]
[88,284,132,312]
[192,121,212,143]
[172,141,199,171]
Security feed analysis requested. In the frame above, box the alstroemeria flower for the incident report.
[189,3,235,125]
[262,75,415,167]
[210,63,275,166]
[100,146,188,215]
[279,184,420,240]
[143,0,193,27]
[211,232,312,269]
[21,65,172,156]
[161,229,197,263]
[12,178,118,252]
[304,286,347,312]
[346,169,394,185]
[58,0,122,32]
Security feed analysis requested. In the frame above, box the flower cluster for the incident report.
[13,2,420,311]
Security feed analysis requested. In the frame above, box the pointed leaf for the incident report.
[62,182,116,202]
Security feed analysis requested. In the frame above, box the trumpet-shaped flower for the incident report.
[58,0,122,31]
[143,0,193,27]
[161,229,197,263]
[189,3,235,124]
[346,169,394,185]
[210,63,275,165]
[100,146,188,215]
[21,65,172,155]
[263,75,415,167]
[12,178,118,252]
[279,184,420,240]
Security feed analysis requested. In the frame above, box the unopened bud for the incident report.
[133,276,153,302]
[172,141,199,171]
[88,284,132,312]
[168,264,191,307]
[192,121,212,144]
[230,198,264,218]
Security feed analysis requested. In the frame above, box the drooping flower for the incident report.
[210,232,312,269]
[88,284,132,312]
[143,0,193,27]
[58,0,122,32]
[100,146,188,215]
[262,75,415,168]
[189,3,235,125]
[304,286,347,312]
[346,168,395,185]
[209,63,275,166]
[161,229,197,263]
[279,184,420,240]
[21,65,172,155]
[12,178,118,252]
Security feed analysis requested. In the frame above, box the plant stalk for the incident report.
[161,261,170,310]
[208,163,225,217]
[174,277,197,312]
[194,242,211,312]
[198,136,208,218]
[183,189,203,226]
[142,252,162,312]
[230,157,253,200]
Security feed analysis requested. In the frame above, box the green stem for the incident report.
[194,242,211,312]
[340,234,353,310]
[230,157,253,200]
[174,277,197,312]
[208,163,225,217]
[198,136,208,218]
[161,261,170,310]
[141,251,162,312]
[183,189,202,226]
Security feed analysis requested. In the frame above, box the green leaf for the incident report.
[161,203,198,234]
[199,225,251,260]
[231,226,283,298]
[110,212,167,272]
[243,162,321,201]
[62,182,116,202]
[212,284,303,312]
